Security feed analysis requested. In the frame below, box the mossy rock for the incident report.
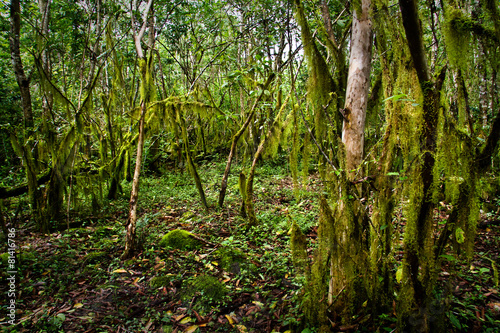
[84,251,107,264]
[215,247,247,275]
[159,229,201,250]
[150,275,174,289]
[183,275,228,302]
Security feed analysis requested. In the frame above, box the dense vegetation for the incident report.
[1,0,499,332]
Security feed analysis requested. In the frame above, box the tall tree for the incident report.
[9,0,44,229]
[123,0,154,259]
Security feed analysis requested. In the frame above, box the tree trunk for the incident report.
[342,0,373,179]
[123,99,147,259]
[9,0,46,230]
[398,0,443,330]
[123,0,153,259]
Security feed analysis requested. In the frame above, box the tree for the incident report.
[342,0,372,179]
[123,0,154,259]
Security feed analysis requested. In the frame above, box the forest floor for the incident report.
[1,158,499,332]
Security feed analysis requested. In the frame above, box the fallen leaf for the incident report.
[180,316,192,324]
[173,314,186,322]
[236,325,248,332]
[112,269,128,274]
[73,303,84,309]
[225,314,234,325]
[184,325,198,333]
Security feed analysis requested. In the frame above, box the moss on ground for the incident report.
[159,229,201,250]
[150,275,174,288]
[182,275,228,302]
[215,247,247,275]
[84,251,107,264]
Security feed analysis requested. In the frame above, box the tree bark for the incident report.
[341,0,373,178]
[10,0,34,131]
[123,0,153,259]
[9,0,47,229]
[398,0,443,330]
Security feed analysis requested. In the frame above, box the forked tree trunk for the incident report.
[122,0,153,259]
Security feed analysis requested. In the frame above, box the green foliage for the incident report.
[159,229,201,250]
[84,251,107,264]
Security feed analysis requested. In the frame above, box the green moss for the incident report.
[150,275,174,289]
[182,275,228,302]
[1,252,10,265]
[443,8,497,70]
[215,247,247,274]
[159,229,201,250]
[1,252,36,265]
[290,221,309,276]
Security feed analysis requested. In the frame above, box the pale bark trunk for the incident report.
[342,0,372,178]
[123,0,153,259]
[123,100,146,258]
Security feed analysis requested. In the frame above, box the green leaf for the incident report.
[449,313,461,329]
[455,227,465,244]
[440,254,456,262]
[396,266,403,283]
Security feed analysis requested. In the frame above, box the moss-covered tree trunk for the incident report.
[397,0,445,330]
[9,0,46,231]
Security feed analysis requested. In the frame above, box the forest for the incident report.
[0,0,499,332]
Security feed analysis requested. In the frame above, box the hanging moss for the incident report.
[301,197,335,327]
[290,103,300,198]
[294,0,341,180]
[443,8,497,71]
